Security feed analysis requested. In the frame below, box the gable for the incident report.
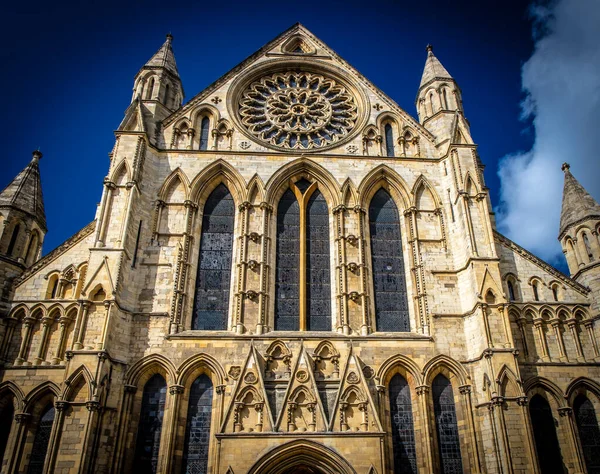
[160,24,437,157]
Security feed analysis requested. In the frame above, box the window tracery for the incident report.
[239,72,358,150]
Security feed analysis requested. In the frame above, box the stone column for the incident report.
[51,316,72,365]
[96,180,116,247]
[44,400,69,474]
[163,384,184,474]
[517,396,541,473]
[15,316,35,365]
[551,319,567,361]
[34,317,53,365]
[74,301,91,350]
[558,407,586,474]
[517,316,530,359]
[98,300,113,350]
[5,412,30,474]
[355,206,370,335]
[533,318,550,361]
[567,319,584,360]
[0,317,17,361]
[459,385,482,473]
[257,202,271,334]
[584,321,599,358]
[416,385,434,473]
[187,128,195,150]
[113,385,137,474]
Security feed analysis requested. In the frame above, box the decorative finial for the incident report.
[32,150,43,162]
[426,44,433,53]
[561,162,570,172]
[166,33,173,42]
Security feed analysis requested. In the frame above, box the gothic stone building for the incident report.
[0,24,599,474]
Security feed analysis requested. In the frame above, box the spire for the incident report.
[559,163,600,237]
[0,151,46,231]
[419,44,453,90]
[141,33,180,78]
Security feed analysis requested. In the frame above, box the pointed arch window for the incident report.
[199,117,210,151]
[134,374,167,474]
[552,285,559,302]
[27,404,55,474]
[182,374,213,474]
[529,395,564,473]
[275,178,331,331]
[146,77,155,100]
[507,280,516,301]
[574,395,600,473]
[442,88,449,109]
[7,224,20,257]
[385,124,395,157]
[164,84,170,108]
[584,234,594,261]
[432,375,462,474]
[369,188,410,332]
[389,374,417,474]
[193,184,234,330]
[0,397,14,465]
[532,281,540,302]
[25,231,39,266]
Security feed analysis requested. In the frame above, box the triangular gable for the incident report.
[118,99,148,133]
[329,348,382,432]
[478,267,504,302]
[221,344,273,433]
[275,345,328,432]
[82,256,115,298]
[162,24,434,144]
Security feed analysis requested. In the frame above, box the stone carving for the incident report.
[362,366,374,380]
[239,71,358,150]
[296,369,309,383]
[347,371,359,384]
[228,366,241,380]
[346,144,358,154]
[239,141,251,150]
[244,372,258,384]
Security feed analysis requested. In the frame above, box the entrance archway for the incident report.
[248,439,357,474]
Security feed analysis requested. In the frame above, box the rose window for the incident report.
[239,72,358,150]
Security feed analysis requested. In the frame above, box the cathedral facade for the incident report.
[0,24,599,474]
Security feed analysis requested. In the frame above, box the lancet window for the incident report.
[7,224,20,258]
[574,395,600,473]
[385,123,395,157]
[529,395,563,473]
[27,405,55,474]
[0,397,14,465]
[134,374,167,474]
[275,178,331,331]
[193,184,234,330]
[389,374,417,473]
[507,280,516,301]
[432,375,462,474]
[368,188,410,332]
[583,233,594,262]
[199,117,210,151]
[182,375,213,474]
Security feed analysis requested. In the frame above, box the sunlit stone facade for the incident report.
[0,24,599,474]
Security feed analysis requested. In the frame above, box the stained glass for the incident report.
[182,375,213,474]
[385,124,395,157]
[574,395,600,474]
[134,374,167,474]
[432,375,463,474]
[389,374,417,473]
[193,184,234,330]
[27,405,54,474]
[529,395,564,474]
[199,117,210,151]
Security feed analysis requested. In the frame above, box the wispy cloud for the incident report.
[496,0,600,265]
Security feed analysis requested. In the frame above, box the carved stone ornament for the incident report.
[347,262,359,274]
[228,366,241,380]
[346,371,360,384]
[362,366,375,380]
[240,141,251,150]
[244,372,258,384]
[348,291,360,302]
[248,260,259,271]
[346,234,358,246]
[346,144,358,154]
[296,369,309,383]
[239,71,358,150]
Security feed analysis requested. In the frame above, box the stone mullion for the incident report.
[163,384,184,474]
[5,412,30,474]
[74,301,91,350]
[15,316,35,365]
[406,207,427,333]
[234,202,251,334]
[558,407,587,474]
[34,317,53,365]
[355,206,370,334]
[459,385,482,474]
[416,386,434,473]
[584,321,599,358]
[551,319,567,360]
[461,193,478,257]
[333,205,348,334]
[112,385,137,474]
[533,318,550,361]
[257,202,271,333]
[44,400,68,474]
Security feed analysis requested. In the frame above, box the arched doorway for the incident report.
[248,439,357,474]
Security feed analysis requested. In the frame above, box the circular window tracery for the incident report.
[239,71,358,150]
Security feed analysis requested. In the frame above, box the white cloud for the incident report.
[496,0,600,265]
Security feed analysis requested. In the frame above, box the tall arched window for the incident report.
[583,234,594,262]
[25,231,39,266]
[532,281,540,301]
[199,117,210,151]
[507,280,516,301]
[552,285,559,302]
[385,123,395,157]
[529,395,563,473]
[432,375,462,474]
[442,88,449,109]
[7,224,20,257]
[275,179,331,331]
[134,374,167,474]
[163,84,170,108]
[27,404,55,474]
[182,375,213,474]
[193,184,234,330]
[574,395,600,473]
[146,77,155,100]
[369,188,409,332]
[389,374,417,474]
[0,397,14,466]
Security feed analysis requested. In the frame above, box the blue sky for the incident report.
[5,0,585,270]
